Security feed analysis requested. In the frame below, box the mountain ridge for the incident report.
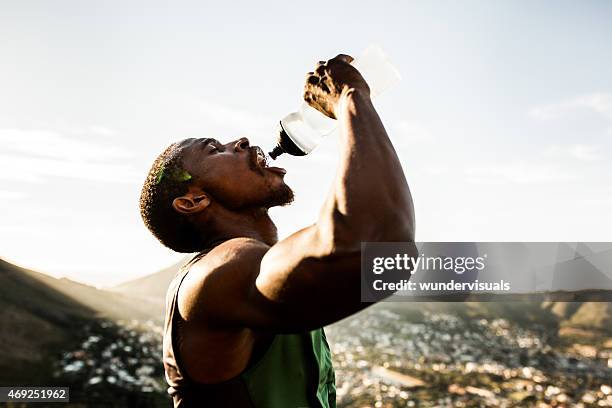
[0,257,169,385]
[110,257,188,301]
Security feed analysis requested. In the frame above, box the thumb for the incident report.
[332,54,354,64]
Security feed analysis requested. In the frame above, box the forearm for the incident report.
[317,89,415,252]
[255,59,415,326]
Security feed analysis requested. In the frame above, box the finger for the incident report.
[319,74,331,87]
[306,73,319,85]
[315,64,327,76]
[319,81,331,94]
[303,91,322,110]
[332,54,354,64]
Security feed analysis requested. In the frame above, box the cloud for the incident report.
[465,162,577,184]
[545,144,603,162]
[392,120,432,144]
[88,126,118,137]
[529,94,611,163]
[199,100,275,135]
[567,144,602,162]
[0,153,142,184]
[529,93,612,121]
[0,128,141,184]
[0,128,131,161]
[0,191,26,200]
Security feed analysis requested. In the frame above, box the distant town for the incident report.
[54,306,612,407]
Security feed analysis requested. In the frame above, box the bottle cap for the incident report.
[268,122,307,159]
[352,45,402,98]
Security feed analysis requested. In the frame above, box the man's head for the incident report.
[139,137,293,252]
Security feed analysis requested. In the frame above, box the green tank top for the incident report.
[163,254,336,408]
[239,329,336,408]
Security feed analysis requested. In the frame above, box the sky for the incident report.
[1,1,611,287]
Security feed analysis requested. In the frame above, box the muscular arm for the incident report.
[180,56,416,332]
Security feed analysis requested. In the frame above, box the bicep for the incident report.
[178,229,367,333]
[255,225,369,330]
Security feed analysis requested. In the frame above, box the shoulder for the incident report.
[196,238,270,271]
[177,238,270,323]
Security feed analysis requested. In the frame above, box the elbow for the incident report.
[361,205,415,243]
[376,192,416,241]
[315,210,365,255]
[378,213,415,242]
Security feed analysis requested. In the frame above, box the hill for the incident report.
[0,259,164,322]
[110,257,187,304]
[111,257,611,337]
[0,258,163,385]
[547,301,612,335]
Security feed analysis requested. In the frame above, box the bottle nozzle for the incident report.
[269,145,285,160]
[269,121,307,159]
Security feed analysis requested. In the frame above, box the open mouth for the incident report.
[252,146,287,175]
[254,146,268,168]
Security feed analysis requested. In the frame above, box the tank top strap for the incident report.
[162,251,213,399]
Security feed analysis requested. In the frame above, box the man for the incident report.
[139,54,415,407]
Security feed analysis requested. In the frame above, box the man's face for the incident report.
[179,137,293,210]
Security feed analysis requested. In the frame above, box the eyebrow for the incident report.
[200,138,219,148]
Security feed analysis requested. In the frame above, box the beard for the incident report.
[264,182,294,208]
[243,179,294,209]
[252,148,294,207]
[206,179,294,211]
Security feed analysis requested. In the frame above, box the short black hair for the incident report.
[139,143,203,253]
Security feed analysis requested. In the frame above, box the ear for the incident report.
[172,192,211,215]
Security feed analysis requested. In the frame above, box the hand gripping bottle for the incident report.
[268,46,401,159]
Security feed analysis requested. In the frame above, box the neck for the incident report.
[201,207,278,249]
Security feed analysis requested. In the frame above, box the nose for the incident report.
[233,137,250,152]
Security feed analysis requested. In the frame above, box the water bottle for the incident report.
[268,46,401,159]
